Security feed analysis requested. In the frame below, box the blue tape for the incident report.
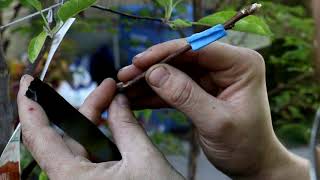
[187,24,227,51]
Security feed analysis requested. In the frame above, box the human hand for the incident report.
[17,75,184,180]
[118,39,309,179]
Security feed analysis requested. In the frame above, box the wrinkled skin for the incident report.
[18,76,184,180]
[18,39,310,180]
[118,39,309,179]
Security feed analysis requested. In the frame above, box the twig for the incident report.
[0,2,62,30]
[117,44,192,91]
[223,3,262,30]
[117,3,263,91]
[91,5,164,23]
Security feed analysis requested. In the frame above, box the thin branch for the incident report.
[0,2,62,30]
[0,37,13,153]
[117,3,263,92]
[117,44,192,91]
[223,3,262,30]
[91,5,164,23]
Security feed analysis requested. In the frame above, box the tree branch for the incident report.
[223,3,262,30]
[313,0,320,81]
[117,3,263,92]
[0,37,13,153]
[91,5,164,23]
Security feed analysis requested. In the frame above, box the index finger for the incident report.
[118,39,254,82]
[18,75,77,177]
[79,78,117,124]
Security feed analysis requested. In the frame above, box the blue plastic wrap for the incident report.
[187,24,227,51]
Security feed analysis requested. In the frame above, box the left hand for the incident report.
[17,75,184,180]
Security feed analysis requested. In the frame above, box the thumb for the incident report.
[145,64,221,129]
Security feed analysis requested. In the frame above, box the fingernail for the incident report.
[147,66,170,88]
[116,95,129,107]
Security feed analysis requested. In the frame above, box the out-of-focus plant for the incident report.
[257,1,316,145]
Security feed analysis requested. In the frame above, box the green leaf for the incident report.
[26,0,42,11]
[198,11,272,36]
[198,11,234,26]
[57,0,98,22]
[39,171,49,180]
[152,0,173,20]
[169,19,192,29]
[153,0,171,8]
[28,31,48,63]
[0,0,13,9]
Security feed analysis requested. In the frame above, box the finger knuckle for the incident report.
[169,79,194,108]
[245,49,266,77]
[250,50,265,70]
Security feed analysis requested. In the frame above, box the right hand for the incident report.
[118,39,309,179]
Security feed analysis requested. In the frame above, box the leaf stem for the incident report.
[39,11,52,36]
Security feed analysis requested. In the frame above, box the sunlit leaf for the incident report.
[57,0,98,22]
[26,0,42,11]
[198,11,272,36]
[28,31,48,63]
[169,19,192,29]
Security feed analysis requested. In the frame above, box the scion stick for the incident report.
[117,3,262,91]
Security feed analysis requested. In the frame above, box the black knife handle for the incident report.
[26,78,121,162]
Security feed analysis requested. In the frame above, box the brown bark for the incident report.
[313,0,320,80]
[187,125,199,180]
[186,1,203,180]
[0,36,13,153]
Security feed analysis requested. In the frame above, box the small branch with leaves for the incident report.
[20,0,271,66]
[116,3,263,91]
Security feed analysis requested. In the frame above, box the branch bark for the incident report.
[187,1,203,179]
[0,36,13,153]
[313,0,320,80]
[91,5,164,23]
